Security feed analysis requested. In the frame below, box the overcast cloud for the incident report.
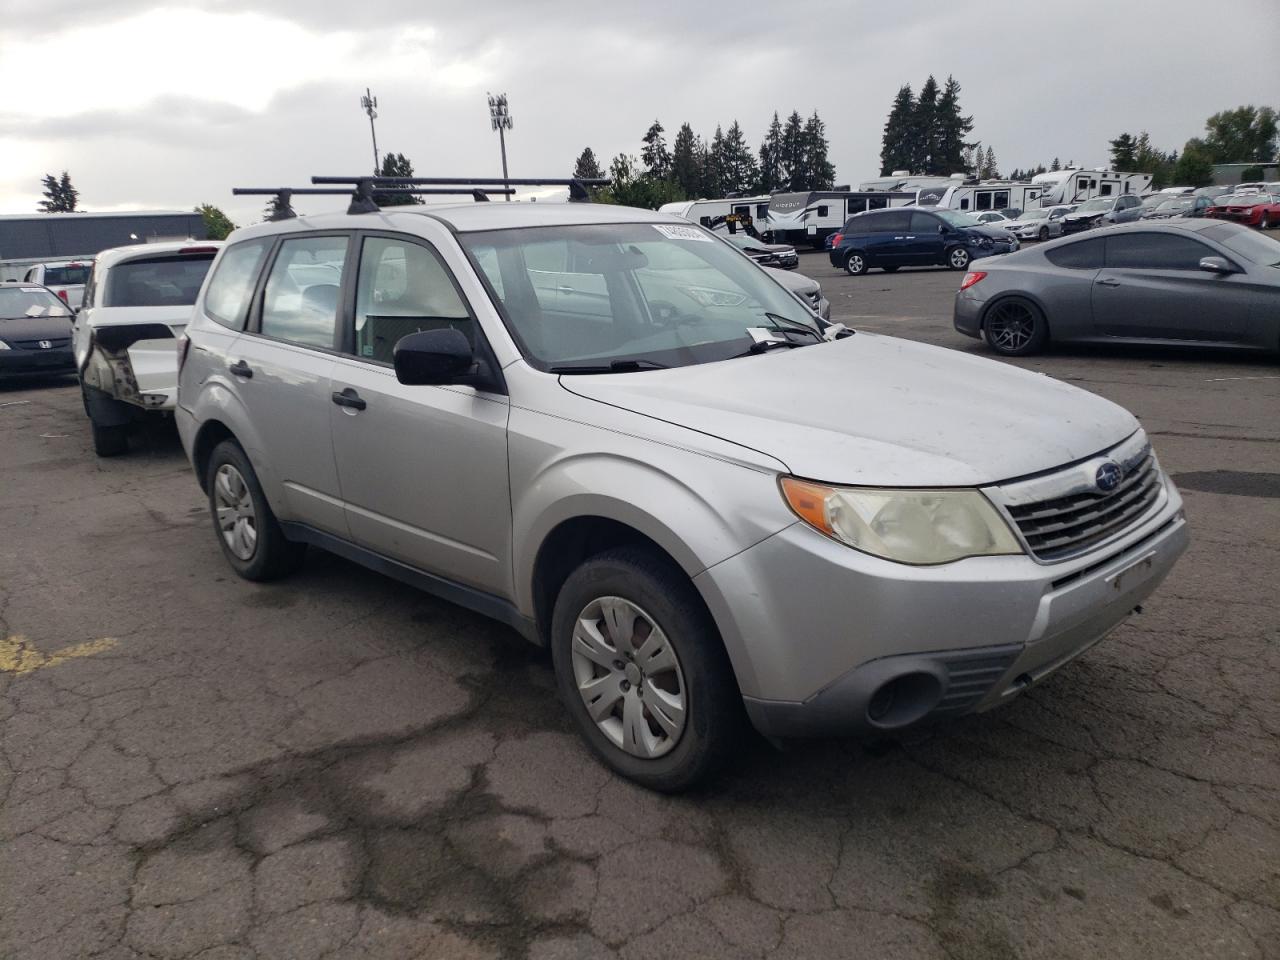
[1,0,1276,225]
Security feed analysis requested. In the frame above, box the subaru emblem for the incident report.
[1095,461,1122,492]
[38,340,52,349]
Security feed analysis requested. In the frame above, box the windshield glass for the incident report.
[0,285,73,319]
[724,233,767,249]
[1141,195,1167,209]
[934,210,982,228]
[1156,199,1192,211]
[460,222,821,371]
[1017,209,1048,220]
[1077,197,1116,213]
[103,254,216,307]
[41,264,90,286]
[1224,193,1265,204]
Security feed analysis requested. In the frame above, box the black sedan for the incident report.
[0,283,76,378]
[953,220,1280,356]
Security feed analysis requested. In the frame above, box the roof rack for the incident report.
[231,185,518,221]
[311,175,611,207]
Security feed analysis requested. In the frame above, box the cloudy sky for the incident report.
[1,0,1276,225]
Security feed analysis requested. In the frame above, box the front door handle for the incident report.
[1097,277,1121,287]
[331,387,367,411]
[228,360,253,378]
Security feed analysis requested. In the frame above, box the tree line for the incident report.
[878,76,973,176]
[573,110,836,208]
[1106,106,1277,188]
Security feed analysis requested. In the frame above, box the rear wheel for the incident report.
[983,298,1048,357]
[550,546,742,792]
[844,251,868,276]
[206,439,305,581]
[947,246,972,270]
[1261,213,1272,230]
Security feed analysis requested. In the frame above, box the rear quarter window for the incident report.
[203,240,271,329]
[1045,238,1105,269]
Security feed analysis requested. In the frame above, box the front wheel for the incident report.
[843,251,868,276]
[983,298,1049,357]
[947,246,972,270]
[550,547,743,792]
[206,439,305,581]
[1038,226,1049,242]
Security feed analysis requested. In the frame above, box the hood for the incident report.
[1066,209,1108,221]
[764,267,818,295]
[0,314,75,339]
[559,333,1138,486]
[963,224,1016,240]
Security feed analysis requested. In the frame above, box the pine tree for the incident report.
[914,76,940,173]
[572,147,603,181]
[640,120,670,176]
[720,121,759,195]
[982,146,999,179]
[934,76,973,175]
[879,85,916,176]
[758,112,785,192]
[38,171,78,213]
[705,125,727,198]
[1050,157,1062,171]
[1109,133,1137,169]
[671,123,701,197]
[801,112,836,189]
[375,152,424,206]
[780,111,806,190]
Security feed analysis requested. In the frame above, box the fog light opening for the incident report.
[866,671,943,729]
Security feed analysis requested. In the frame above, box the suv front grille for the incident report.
[993,435,1167,563]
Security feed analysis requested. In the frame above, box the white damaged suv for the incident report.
[177,190,1188,790]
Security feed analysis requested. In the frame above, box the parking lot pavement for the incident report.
[1,271,1277,960]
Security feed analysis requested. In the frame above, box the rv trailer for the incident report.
[657,196,773,228]
[1031,168,1154,206]
[766,191,916,247]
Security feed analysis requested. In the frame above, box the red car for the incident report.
[1206,191,1280,230]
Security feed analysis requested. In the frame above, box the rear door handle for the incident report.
[228,360,253,378]
[331,387,367,411]
[1097,277,1121,287]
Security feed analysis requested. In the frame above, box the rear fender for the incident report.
[80,324,176,408]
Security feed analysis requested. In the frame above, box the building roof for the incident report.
[0,210,207,261]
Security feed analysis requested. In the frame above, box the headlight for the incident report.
[683,286,747,307]
[780,477,1023,565]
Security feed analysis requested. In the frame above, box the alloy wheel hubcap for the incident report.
[571,596,687,759]
[848,256,863,272]
[214,464,258,560]
[987,302,1036,352]
[951,249,969,267]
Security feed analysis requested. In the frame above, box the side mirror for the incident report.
[1198,256,1236,275]
[393,327,475,385]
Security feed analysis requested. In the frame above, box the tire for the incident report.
[982,297,1049,357]
[91,418,128,457]
[205,439,305,581]
[1261,213,1272,230]
[882,265,900,273]
[550,546,743,792]
[843,251,868,276]
[1038,226,1049,242]
[947,246,972,270]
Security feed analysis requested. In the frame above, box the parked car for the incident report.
[0,282,76,379]
[954,219,1280,357]
[75,241,221,455]
[1004,206,1070,242]
[1235,182,1269,194]
[971,211,1015,226]
[1194,185,1233,202]
[1060,194,1144,233]
[1207,192,1280,230]
[22,259,92,310]
[1142,195,1213,220]
[178,196,1188,790]
[721,231,799,269]
[765,266,831,320]
[829,207,1018,275]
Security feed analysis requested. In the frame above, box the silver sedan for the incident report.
[1002,205,1071,242]
[954,219,1280,356]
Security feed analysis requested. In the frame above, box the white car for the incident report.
[970,211,1016,226]
[22,259,92,310]
[1003,205,1072,241]
[75,240,221,455]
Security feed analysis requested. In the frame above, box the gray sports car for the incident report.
[953,219,1280,356]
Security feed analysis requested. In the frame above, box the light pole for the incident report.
[487,92,513,200]
[361,88,380,175]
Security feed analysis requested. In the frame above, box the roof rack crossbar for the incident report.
[311,175,611,204]
[232,185,515,219]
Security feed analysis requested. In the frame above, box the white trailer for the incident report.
[1030,168,1154,206]
[913,180,1048,213]
[856,172,964,193]
[766,191,915,247]
[657,196,773,228]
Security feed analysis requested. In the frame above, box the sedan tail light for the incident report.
[830,233,843,247]
[960,271,987,291]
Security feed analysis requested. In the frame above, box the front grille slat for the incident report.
[1003,447,1162,562]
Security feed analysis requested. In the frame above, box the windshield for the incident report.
[1223,193,1265,204]
[103,254,216,307]
[1017,209,1048,221]
[1141,195,1167,209]
[724,233,767,249]
[41,264,90,286]
[0,285,73,319]
[1077,197,1116,213]
[1155,199,1192,211]
[934,210,982,228]
[460,222,822,371]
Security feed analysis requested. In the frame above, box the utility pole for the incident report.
[487,92,513,200]
[361,88,380,175]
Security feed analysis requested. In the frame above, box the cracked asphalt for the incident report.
[2,260,1278,959]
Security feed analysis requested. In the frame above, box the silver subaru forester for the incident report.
[177,195,1188,790]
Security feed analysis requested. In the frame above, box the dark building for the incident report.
[0,210,207,264]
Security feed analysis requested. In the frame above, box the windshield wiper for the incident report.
[762,312,824,342]
[730,339,804,359]
[549,358,670,374]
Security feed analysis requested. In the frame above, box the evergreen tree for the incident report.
[758,112,785,192]
[640,120,670,176]
[801,112,836,189]
[375,152,424,206]
[594,154,684,209]
[1109,133,1137,169]
[982,146,999,179]
[38,171,78,213]
[670,123,701,197]
[720,120,759,194]
[780,111,806,190]
[914,75,940,173]
[934,75,973,174]
[572,147,603,181]
[1050,157,1062,171]
[195,204,236,240]
[879,85,915,176]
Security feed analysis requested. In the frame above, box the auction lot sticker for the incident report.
[653,224,713,242]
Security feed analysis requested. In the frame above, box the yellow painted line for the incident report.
[0,635,119,675]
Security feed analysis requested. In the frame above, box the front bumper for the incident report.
[0,346,76,376]
[1061,218,1102,234]
[695,478,1187,739]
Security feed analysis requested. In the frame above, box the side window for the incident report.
[994,191,1010,208]
[1106,234,1213,270]
[352,236,472,364]
[875,211,911,232]
[204,239,270,330]
[24,268,36,282]
[976,193,993,210]
[260,235,348,349]
[1100,182,1114,196]
[959,198,970,210]
[909,211,938,232]
[816,205,829,217]
[1045,237,1105,270]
